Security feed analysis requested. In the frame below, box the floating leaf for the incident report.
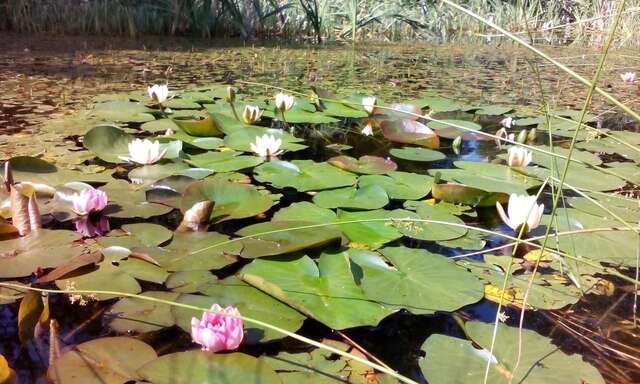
[240,252,394,329]
[101,180,173,219]
[389,147,446,162]
[181,178,276,222]
[327,155,397,175]
[107,291,180,333]
[337,209,401,248]
[358,171,433,200]
[350,247,483,314]
[48,337,157,384]
[254,160,357,192]
[419,321,604,384]
[138,351,281,384]
[312,185,389,210]
[381,119,440,148]
[237,220,341,258]
[0,229,83,278]
[83,125,133,163]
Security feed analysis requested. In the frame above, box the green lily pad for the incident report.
[389,147,446,162]
[337,209,402,248]
[181,178,276,222]
[240,252,394,329]
[166,270,217,293]
[0,229,83,278]
[139,231,241,272]
[432,161,542,195]
[138,351,281,384]
[185,151,264,172]
[254,160,357,192]
[358,171,433,200]
[121,223,173,247]
[327,155,397,175]
[172,112,223,137]
[387,203,467,241]
[473,106,514,115]
[101,180,173,219]
[414,94,466,112]
[7,156,114,185]
[140,118,180,133]
[91,101,155,123]
[350,247,483,314]
[107,291,180,333]
[381,119,440,148]
[272,202,337,223]
[312,185,389,210]
[83,125,132,163]
[427,119,483,139]
[237,220,342,258]
[128,163,212,184]
[48,337,157,384]
[419,321,604,384]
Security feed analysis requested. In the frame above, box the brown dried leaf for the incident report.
[10,186,30,236]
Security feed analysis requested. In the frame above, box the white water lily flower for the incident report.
[496,194,544,233]
[507,146,532,167]
[620,72,636,85]
[500,116,515,129]
[250,134,284,159]
[243,105,263,124]
[147,84,170,104]
[495,128,515,148]
[362,96,376,115]
[120,138,167,165]
[274,92,295,112]
[361,122,373,136]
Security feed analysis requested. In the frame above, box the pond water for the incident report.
[1,34,640,384]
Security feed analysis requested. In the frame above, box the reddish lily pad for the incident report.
[381,119,440,148]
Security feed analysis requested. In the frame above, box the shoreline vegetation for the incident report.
[1,0,640,47]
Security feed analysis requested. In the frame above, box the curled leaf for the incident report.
[177,201,214,232]
[10,186,30,236]
[28,194,42,231]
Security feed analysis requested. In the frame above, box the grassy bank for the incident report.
[1,0,639,46]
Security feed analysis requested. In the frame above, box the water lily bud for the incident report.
[191,304,244,352]
[452,136,462,150]
[527,128,537,142]
[243,105,263,125]
[225,86,236,103]
[275,92,295,113]
[496,194,544,233]
[516,129,528,144]
[147,84,170,104]
[507,146,532,168]
[362,96,376,115]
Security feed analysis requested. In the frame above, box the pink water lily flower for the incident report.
[191,304,244,352]
[72,188,108,216]
[620,72,636,85]
[75,216,110,238]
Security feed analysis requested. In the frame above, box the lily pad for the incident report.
[350,247,483,314]
[83,125,132,163]
[254,160,357,192]
[138,351,281,384]
[101,180,173,218]
[240,252,394,329]
[312,185,389,210]
[107,291,180,333]
[358,171,433,200]
[389,147,446,162]
[327,155,397,175]
[48,337,157,384]
[381,119,440,148]
[0,229,83,278]
[419,321,604,384]
[237,220,342,258]
[181,178,276,222]
[336,209,402,248]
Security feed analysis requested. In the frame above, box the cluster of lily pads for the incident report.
[3,80,640,383]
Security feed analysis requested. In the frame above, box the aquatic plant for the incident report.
[191,304,244,352]
[620,71,637,84]
[496,194,544,233]
[250,134,284,158]
[507,146,532,168]
[120,138,167,165]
